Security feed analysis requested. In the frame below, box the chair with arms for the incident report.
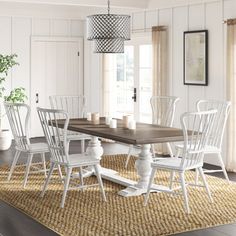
[4,103,49,188]
[49,95,91,153]
[144,109,217,213]
[175,100,231,182]
[125,96,180,168]
[37,107,106,208]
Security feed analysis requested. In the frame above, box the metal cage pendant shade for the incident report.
[86,0,131,53]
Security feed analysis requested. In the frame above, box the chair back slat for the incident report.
[180,110,217,169]
[37,107,69,164]
[4,103,30,150]
[150,96,180,126]
[196,100,231,149]
[49,95,86,136]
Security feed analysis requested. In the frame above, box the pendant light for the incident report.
[86,0,131,53]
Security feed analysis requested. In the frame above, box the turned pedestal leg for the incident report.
[135,144,153,189]
[82,137,103,177]
[118,144,153,197]
[86,137,103,163]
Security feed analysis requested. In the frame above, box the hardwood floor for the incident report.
[0,138,235,236]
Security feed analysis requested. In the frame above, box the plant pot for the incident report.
[0,129,12,150]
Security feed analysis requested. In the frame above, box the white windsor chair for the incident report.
[37,107,106,208]
[144,109,217,213]
[125,96,180,168]
[175,100,231,182]
[49,95,91,153]
[4,103,49,188]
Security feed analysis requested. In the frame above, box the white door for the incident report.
[30,37,83,137]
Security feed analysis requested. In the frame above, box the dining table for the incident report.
[55,117,185,197]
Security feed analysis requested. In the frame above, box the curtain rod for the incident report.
[152,26,167,31]
[223,18,236,24]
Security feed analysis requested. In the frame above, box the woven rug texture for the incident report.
[0,154,236,236]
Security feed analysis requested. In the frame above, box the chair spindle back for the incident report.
[4,103,30,150]
[180,110,217,169]
[37,107,69,164]
[196,100,231,149]
[150,96,180,126]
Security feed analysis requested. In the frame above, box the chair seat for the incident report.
[55,153,99,167]
[152,157,201,171]
[176,144,220,155]
[17,143,49,153]
[204,145,221,154]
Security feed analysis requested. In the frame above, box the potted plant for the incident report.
[0,54,27,150]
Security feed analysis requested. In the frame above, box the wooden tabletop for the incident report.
[54,117,184,145]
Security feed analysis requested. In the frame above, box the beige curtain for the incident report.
[226,19,236,172]
[152,26,169,154]
[152,26,169,97]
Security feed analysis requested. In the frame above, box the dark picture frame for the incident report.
[183,30,208,86]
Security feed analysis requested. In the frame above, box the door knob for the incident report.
[36,93,39,103]
[132,88,137,102]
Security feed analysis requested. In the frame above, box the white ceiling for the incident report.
[0,0,219,12]
[0,0,149,9]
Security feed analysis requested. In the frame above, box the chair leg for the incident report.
[217,153,230,182]
[169,171,175,189]
[151,144,155,157]
[81,139,85,153]
[7,150,21,181]
[175,147,181,158]
[66,141,70,153]
[41,163,55,197]
[41,153,47,178]
[57,164,63,181]
[179,172,190,214]
[144,168,156,206]
[167,143,173,157]
[61,167,72,208]
[195,168,199,185]
[79,167,84,188]
[198,167,213,203]
[125,145,133,168]
[94,164,106,201]
[23,154,33,188]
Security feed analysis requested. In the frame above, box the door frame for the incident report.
[30,36,84,137]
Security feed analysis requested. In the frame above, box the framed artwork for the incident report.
[183,30,208,86]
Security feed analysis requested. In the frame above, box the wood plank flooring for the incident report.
[0,138,235,236]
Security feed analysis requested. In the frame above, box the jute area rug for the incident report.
[0,154,236,236]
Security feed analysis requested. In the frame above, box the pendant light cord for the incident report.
[108,0,110,15]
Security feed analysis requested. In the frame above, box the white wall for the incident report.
[131,0,236,165]
[0,3,85,130]
[84,39,102,114]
